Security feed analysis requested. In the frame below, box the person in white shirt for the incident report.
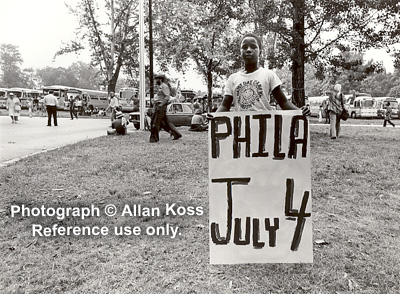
[44,90,58,126]
[217,32,310,116]
[105,92,120,122]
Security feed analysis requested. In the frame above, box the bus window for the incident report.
[364,100,374,108]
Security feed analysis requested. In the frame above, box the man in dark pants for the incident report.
[69,95,78,120]
[149,74,182,142]
[44,90,58,126]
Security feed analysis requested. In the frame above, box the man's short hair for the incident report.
[240,33,263,50]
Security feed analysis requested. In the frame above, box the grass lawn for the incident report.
[0,121,399,293]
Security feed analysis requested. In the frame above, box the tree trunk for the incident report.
[291,0,306,107]
[107,62,121,93]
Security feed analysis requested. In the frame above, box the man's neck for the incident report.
[244,63,259,73]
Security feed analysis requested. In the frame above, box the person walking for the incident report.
[69,95,78,120]
[149,74,182,142]
[383,102,395,127]
[44,90,58,126]
[27,96,33,118]
[6,92,21,123]
[327,84,345,139]
[105,92,119,122]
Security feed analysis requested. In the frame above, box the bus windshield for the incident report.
[363,100,374,108]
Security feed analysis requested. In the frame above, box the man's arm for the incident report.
[273,86,298,110]
[217,95,233,112]
[273,86,311,115]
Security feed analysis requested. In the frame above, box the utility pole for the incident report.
[149,0,154,102]
[109,0,115,93]
[139,0,146,130]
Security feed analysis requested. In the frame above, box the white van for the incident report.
[348,95,377,118]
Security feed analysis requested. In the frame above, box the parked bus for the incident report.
[119,88,139,112]
[308,96,329,117]
[43,85,108,111]
[42,85,72,110]
[348,94,377,118]
[65,88,108,112]
[375,97,399,119]
[0,88,8,109]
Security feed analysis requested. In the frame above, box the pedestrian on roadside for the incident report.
[321,97,330,124]
[327,84,345,139]
[33,95,39,110]
[6,92,21,124]
[69,95,78,120]
[318,105,323,123]
[149,74,182,142]
[44,90,58,126]
[383,101,395,128]
[217,32,310,117]
[27,97,33,118]
[105,92,119,122]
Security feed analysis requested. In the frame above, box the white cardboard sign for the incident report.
[209,110,312,264]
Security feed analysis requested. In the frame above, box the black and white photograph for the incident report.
[1,0,399,293]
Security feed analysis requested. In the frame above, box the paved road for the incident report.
[0,116,113,166]
[0,115,391,167]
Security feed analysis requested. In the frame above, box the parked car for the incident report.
[129,102,204,129]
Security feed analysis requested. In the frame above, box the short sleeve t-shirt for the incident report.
[224,67,282,111]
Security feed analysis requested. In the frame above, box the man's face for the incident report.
[110,92,115,97]
[240,37,260,64]
[155,78,161,85]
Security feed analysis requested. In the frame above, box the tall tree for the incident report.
[56,0,139,93]
[36,62,103,90]
[247,0,400,106]
[152,0,243,111]
[0,44,25,88]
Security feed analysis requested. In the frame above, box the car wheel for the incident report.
[134,122,140,130]
[351,112,356,119]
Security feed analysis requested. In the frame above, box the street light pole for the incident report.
[149,0,154,101]
[139,0,146,130]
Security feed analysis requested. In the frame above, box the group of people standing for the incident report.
[5,90,59,126]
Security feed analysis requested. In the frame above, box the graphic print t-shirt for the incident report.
[224,67,282,111]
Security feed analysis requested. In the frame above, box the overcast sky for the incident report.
[0,0,396,90]
[0,0,89,69]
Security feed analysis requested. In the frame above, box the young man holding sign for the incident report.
[210,33,312,264]
[217,33,310,115]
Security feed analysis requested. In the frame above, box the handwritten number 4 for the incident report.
[285,178,311,251]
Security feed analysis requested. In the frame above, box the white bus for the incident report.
[0,88,8,109]
[43,85,108,111]
[375,97,399,118]
[42,85,72,110]
[348,94,377,118]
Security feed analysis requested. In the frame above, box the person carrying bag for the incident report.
[340,95,349,121]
